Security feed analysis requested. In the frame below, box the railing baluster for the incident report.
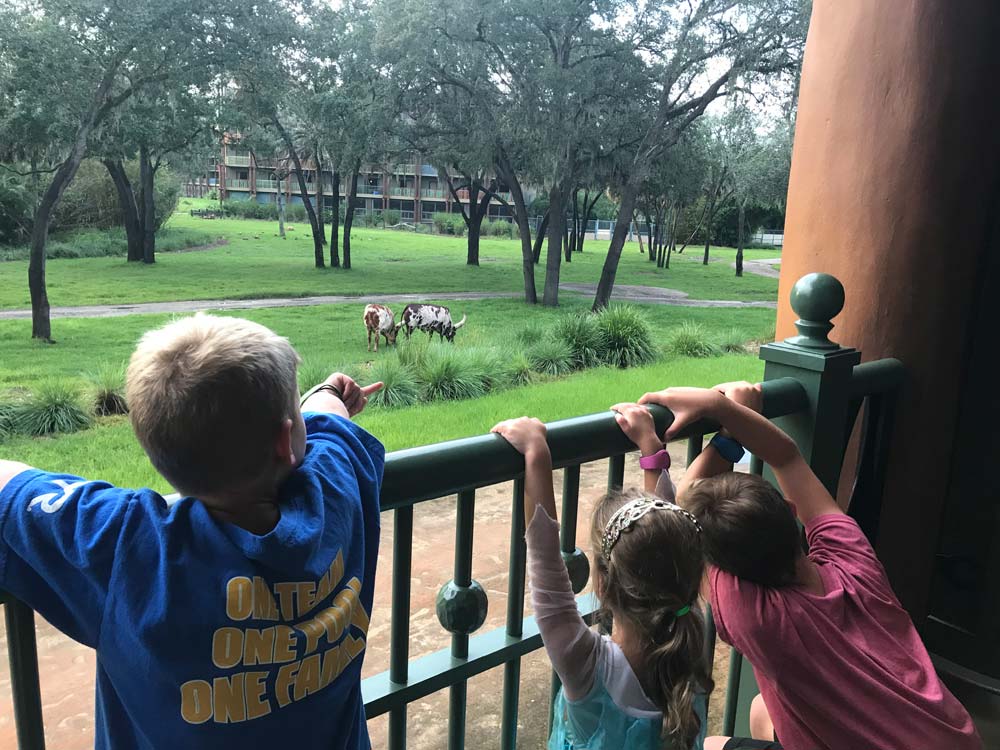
[447,490,476,750]
[722,647,744,737]
[687,434,704,466]
[501,478,527,750]
[607,454,625,493]
[389,506,414,750]
[6,598,46,750]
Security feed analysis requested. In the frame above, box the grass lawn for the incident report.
[0,297,774,390]
[0,204,778,310]
[0,295,774,490]
[1,354,766,493]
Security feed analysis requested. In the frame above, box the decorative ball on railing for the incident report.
[436,580,488,635]
[787,272,846,350]
[562,548,591,595]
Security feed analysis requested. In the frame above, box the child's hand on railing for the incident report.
[491,417,549,459]
[712,381,763,413]
[638,387,726,440]
[611,403,662,456]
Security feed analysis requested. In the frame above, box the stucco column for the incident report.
[777,0,1000,621]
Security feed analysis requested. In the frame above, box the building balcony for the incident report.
[0,277,916,749]
[421,188,447,199]
[226,155,251,167]
[391,186,416,197]
[226,179,250,190]
[256,180,279,191]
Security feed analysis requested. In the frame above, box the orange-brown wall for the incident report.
[778,0,1000,616]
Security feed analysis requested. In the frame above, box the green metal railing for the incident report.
[0,273,905,749]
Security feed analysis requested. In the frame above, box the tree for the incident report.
[725,107,793,275]
[0,0,244,339]
[591,0,809,310]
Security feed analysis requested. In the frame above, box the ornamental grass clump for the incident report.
[0,401,15,439]
[12,380,92,437]
[717,327,751,354]
[515,323,546,348]
[367,355,420,409]
[666,321,719,358]
[596,304,657,368]
[418,346,489,401]
[501,349,535,387]
[553,313,606,370]
[464,347,512,393]
[526,338,574,377]
[86,361,128,416]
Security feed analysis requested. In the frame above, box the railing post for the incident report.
[720,273,862,737]
[760,272,862,495]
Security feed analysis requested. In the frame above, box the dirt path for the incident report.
[0,284,775,320]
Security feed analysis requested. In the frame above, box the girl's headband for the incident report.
[601,497,702,560]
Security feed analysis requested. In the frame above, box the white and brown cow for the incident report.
[363,304,400,352]
[399,303,467,342]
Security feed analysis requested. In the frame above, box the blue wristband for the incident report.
[709,433,744,463]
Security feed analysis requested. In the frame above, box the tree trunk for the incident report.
[466,188,490,266]
[579,191,599,254]
[139,144,156,264]
[592,182,639,311]
[103,159,142,261]
[532,211,549,264]
[736,200,746,277]
[633,210,645,255]
[665,204,679,269]
[646,212,656,261]
[330,171,340,267]
[315,148,326,246]
[276,174,286,238]
[703,194,717,265]
[495,155,536,304]
[272,115,324,268]
[343,166,359,270]
[543,185,565,306]
[569,187,579,256]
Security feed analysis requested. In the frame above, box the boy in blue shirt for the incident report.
[0,314,385,749]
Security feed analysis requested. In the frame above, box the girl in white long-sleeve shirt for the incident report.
[492,409,711,750]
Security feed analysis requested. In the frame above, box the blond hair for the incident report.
[126,314,301,495]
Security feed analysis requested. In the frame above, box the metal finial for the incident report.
[785,273,846,350]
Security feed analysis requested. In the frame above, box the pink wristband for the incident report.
[638,449,671,471]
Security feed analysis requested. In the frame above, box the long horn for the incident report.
[453,314,467,329]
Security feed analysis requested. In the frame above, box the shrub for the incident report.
[0,172,35,245]
[526,338,574,376]
[487,219,515,238]
[206,189,218,201]
[11,381,92,436]
[86,362,128,416]
[0,401,15,439]
[501,349,535,387]
[553,314,605,370]
[514,323,546,348]
[418,347,488,401]
[718,328,750,354]
[596,305,657,368]
[432,212,452,234]
[367,356,420,408]
[464,347,511,393]
[666,321,720,358]
[383,209,401,226]
[395,337,430,370]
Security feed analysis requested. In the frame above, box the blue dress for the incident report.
[548,657,708,750]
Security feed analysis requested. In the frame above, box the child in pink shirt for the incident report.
[626,382,980,750]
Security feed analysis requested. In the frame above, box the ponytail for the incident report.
[645,605,711,749]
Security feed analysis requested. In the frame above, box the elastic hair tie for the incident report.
[674,605,691,618]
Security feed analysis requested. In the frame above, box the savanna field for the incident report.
[0,200,780,748]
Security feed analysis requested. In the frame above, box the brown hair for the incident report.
[126,314,301,495]
[683,472,801,588]
[590,488,712,749]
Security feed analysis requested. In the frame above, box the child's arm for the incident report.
[639,387,843,523]
[0,460,31,495]
[491,417,599,701]
[674,381,762,500]
[301,373,383,420]
[611,403,670,496]
[491,417,557,522]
